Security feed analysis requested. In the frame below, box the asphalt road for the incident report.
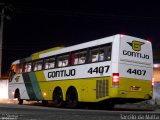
[0,103,160,120]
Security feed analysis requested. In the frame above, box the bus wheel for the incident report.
[15,89,23,105]
[42,100,48,106]
[66,87,78,108]
[53,88,64,107]
[17,93,23,105]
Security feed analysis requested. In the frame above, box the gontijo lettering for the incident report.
[123,50,149,59]
[48,69,76,78]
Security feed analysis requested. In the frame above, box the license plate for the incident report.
[131,86,141,91]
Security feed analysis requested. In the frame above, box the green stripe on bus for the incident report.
[28,72,44,100]
[21,57,39,100]
[23,73,37,100]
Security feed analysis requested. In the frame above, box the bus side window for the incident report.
[44,59,49,69]
[74,58,78,64]
[89,45,111,63]
[25,64,27,72]
[37,60,43,70]
[33,60,43,71]
[79,55,86,64]
[58,60,63,67]
[25,62,32,72]
[106,45,112,61]
[99,48,105,61]
[33,62,37,71]
[44,58,55,69]
[72,53,79,65]
[72,51,87,65]
[57,54,69,67]
[49,58,55,69]
[90,48,99,62]
[18,64,23,73]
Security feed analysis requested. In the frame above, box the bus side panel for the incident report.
[77,77,111,102]
[37,77,112,102]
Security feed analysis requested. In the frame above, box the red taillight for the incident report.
[112,73,119,87]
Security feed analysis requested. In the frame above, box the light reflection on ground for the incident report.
[0,99,35,104]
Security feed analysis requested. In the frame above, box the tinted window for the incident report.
[57,54,69,67]
[33,60,43,71]
[44,57,55,69]
[25,62,32,72]
[89,44,112,63]
[72,51,87,65]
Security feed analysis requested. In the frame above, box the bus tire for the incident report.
[66,87,78,108]
[52,87,64,107]
[17,94,23,105]
[15,89,23,105]
[18,99,23,105]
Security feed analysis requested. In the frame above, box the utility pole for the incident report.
[0,3,4,78]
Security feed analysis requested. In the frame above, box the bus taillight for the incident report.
[112,73,119,87]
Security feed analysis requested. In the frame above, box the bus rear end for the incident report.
[110,35,153,103]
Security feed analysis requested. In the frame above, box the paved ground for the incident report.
[0,103,159,120]
[0,99,160,120]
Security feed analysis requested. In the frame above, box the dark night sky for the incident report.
[1,0,160,73]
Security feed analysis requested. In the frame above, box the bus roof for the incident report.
[12,34,150,63]
[38,34,117,59]
[31,47,64,60]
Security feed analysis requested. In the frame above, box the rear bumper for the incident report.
[117,90,152,99]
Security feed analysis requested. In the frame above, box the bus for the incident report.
[8,34,153,109]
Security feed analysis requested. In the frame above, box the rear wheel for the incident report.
[53,88,64,107]
[66,87,78,108]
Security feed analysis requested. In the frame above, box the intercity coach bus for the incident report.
[8,34,153,109]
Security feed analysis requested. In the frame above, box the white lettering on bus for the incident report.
[123,50,149,59]
[48,69,76,78]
